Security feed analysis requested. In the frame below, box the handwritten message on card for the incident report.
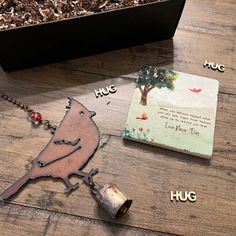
[158,107,212,136]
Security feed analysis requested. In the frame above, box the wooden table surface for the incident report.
[0,1,235,235]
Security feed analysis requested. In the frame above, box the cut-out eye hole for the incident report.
[80,111,84,116]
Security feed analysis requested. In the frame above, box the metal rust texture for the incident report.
[0,97,100,200]
[92,183,133,219]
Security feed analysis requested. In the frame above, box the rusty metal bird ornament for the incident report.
[0,97,99,198]
[0,97,132,219]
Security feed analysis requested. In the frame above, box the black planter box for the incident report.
[0,0,185,71]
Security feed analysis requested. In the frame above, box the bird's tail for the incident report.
[0,172,32,201]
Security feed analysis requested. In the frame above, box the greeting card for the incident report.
[123,66,219,158]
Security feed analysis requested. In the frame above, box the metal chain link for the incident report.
[0,92,56,132]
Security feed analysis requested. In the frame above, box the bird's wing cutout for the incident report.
[35,97,83,167]
[37,139,81,167]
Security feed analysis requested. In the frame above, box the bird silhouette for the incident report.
[189,88,202,94]
[0,97,100,200]
[136,112,148,120]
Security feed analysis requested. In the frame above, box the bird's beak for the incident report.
[89,111,96,117]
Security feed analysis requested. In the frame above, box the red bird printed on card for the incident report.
[189,88,202,94]
[136,112,148,120]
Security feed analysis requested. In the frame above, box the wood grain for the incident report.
[0,0,236,235]
[49,30,236,94]
[0,73,235,236]
[179,0,236,36]
[0,204,170,236]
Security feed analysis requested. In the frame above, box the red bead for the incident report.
[31,112,42,121]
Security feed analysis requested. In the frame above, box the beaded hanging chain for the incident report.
[0,92,56,133]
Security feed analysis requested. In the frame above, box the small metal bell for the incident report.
[91,183,132,219]
[77,168,132,219]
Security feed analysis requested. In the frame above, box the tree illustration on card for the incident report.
[136,65,179,105]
